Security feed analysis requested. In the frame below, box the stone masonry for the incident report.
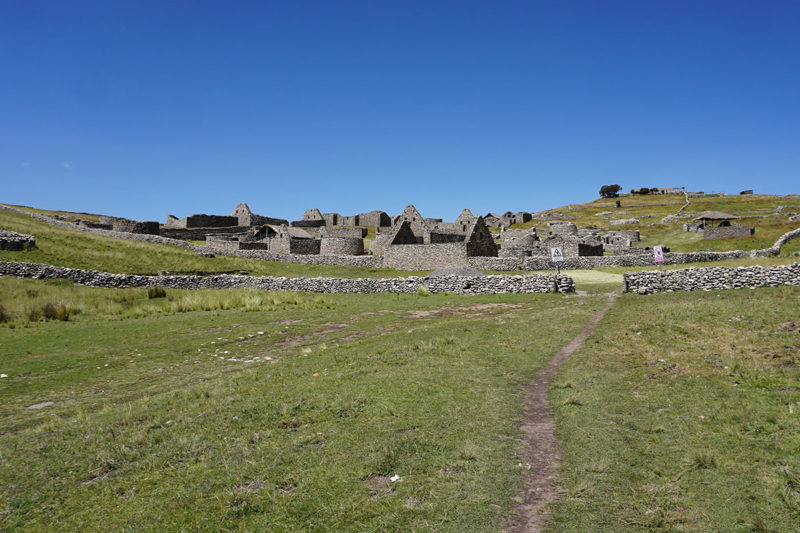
[0,230,36,250]
[623,263,800,294]
[0,261,575,295]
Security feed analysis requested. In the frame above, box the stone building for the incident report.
[231,202,287,227]
[483,213,502,228]
[166,214,239,228]
[302,208,324,222]
[358,210,391,227]
[693,211,755,240]
[393,205,430,243]
[382,217,498,270]
[322,212,340,226]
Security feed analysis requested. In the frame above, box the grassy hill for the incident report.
[512,193,800,254]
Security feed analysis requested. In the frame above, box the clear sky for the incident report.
[2,1,799,222]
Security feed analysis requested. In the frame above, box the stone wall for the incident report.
[322,213,339,226]
[0,230,36,250]
[204,236,240,251]
[111,219,160,235]
[290,219,325,228]
[703,225,755,239]
[383,243,467,270]
[289,238,321,255]
[160,226,248,240]
[468,256,524,271]
[623,263,800,294]
[320,237,364,255]
[607,230,640,242]
[183,214,239,228]
[358,211,391,227]
[320,227,367,239]
[0,261,574,295]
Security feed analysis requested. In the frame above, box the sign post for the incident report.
[653,245,664,271]
[551,247,564,274]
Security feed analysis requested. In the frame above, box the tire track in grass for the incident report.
[505,293,617,533]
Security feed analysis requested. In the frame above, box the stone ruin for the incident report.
[482,211,533,228]
[0,230,36,250]
[67,200,661,269]
[497,221,604,259]
[378,208,499,270]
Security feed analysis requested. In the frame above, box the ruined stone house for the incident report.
[382,216,498,269]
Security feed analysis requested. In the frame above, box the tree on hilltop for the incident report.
[599,184,622,198]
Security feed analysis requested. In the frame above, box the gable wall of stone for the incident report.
[383,243,468,270]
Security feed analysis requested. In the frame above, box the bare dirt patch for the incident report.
[406,302,526,319]
[504,293,617,533]
[363,474,394,497]
[275,323,349,347]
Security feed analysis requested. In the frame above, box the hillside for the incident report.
[512,192,800,254]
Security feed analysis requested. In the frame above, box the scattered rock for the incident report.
[28,401,54,410]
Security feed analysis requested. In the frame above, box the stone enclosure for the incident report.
[0,230,36,251]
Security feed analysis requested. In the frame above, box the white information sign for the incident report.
[551,247,564,262]
[653,245,664,263]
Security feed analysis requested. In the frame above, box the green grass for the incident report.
[0,209,428,278]
[6,204,103,223]
[0,280,605,531]
[549,286,800,531]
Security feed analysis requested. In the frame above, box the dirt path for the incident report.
[505,293,617,532]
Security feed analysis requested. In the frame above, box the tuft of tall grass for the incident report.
[147,286,167,299]
[28,301,70,322]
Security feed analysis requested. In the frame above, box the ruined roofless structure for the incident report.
[231,202,288,227]
[382,215,498,269]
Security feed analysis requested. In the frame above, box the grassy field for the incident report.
[0,209,427,279]
[549,287,800,532]
[0,278,605,531]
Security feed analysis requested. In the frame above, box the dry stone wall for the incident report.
[111,219,160,235]
[703,225,755,239]
[0,230,36,250]
[623,263,800,294]
[0,261,574,294]
[319,237,364,255]
[383,243,466,270]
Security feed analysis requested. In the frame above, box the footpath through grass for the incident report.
[0,280,604,531]
[0,209,426,278]
[549,286,800,532]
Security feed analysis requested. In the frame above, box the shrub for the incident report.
[416,285,431,296]
[0,305,10,323]
[148,286,167,299]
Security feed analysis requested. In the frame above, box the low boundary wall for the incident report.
[623,263,800,294]
[0,230,36,250]
[0,262,574,295]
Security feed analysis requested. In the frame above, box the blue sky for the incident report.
[2,1,798,222]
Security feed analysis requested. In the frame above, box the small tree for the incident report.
[599,184,622,198]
